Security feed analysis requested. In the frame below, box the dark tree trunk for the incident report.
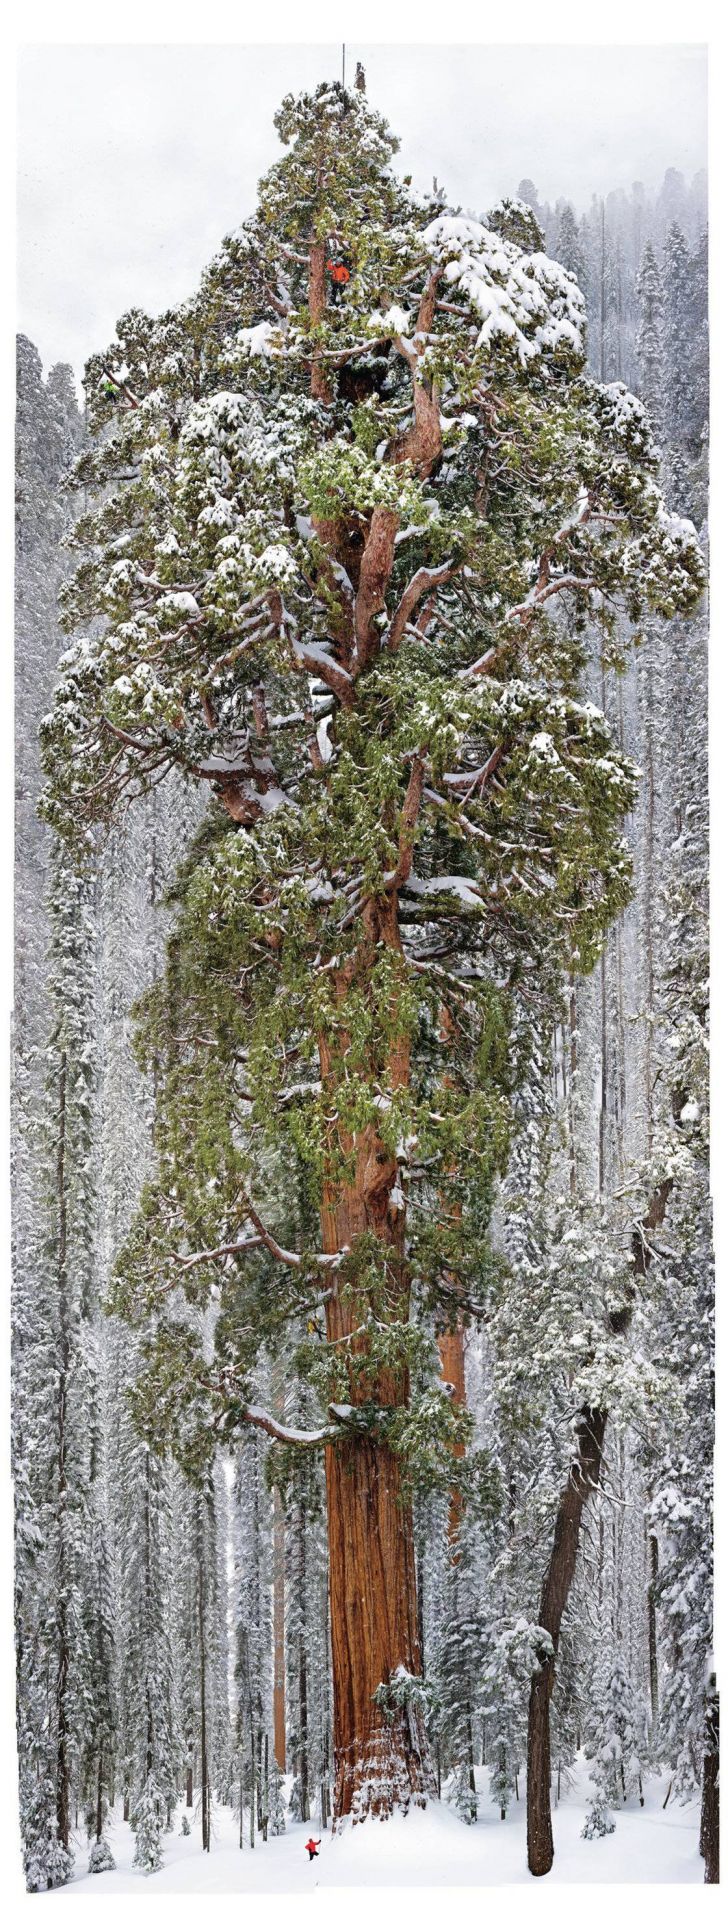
[527,1178,674,1876]
[186,1765,193,1807]
[298,1512,310,1824]
[527,1407,607,1876]
[55,1053,71,1853]
[647,1518,659,1730]
[273,1486,286,1772]
[262,1732,269,1841]
[700,1685,719,1884]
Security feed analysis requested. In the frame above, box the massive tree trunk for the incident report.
[321,1156,434,1822]
[325,1432,432,1820]
[318,892,435,1823]
[527,1407,607,1876]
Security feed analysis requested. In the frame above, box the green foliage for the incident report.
[40,76,705,1495]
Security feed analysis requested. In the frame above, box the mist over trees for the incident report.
[13,90,714,1891]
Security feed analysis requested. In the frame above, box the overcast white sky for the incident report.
[17,42,707,384]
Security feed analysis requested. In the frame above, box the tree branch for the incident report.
[385,561,455,653]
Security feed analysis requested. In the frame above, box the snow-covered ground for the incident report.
[49,1759,702,1894]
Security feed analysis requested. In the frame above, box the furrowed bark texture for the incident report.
[319,1114,434,1823]
[438,1321,466,1547]
[325,1434,431,1821]
[318,890,435,1823]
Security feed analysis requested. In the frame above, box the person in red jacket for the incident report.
[305,1836,321,1861]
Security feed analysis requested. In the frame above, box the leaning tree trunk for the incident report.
[527,1407,607,1875]
[527,1178,673,1876]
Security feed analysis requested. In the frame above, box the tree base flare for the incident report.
[333,1715,436,1827]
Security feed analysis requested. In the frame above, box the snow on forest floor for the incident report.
[49,1759,702,1895]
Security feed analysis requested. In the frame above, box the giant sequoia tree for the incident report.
[42,82,704,1825]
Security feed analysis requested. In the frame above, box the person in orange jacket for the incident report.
[305,1836,321,1861]
[326,259,350,302]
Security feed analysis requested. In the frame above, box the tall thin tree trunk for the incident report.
[568,978,578,1202]
[700,1684,719,1883]
[199,1568,210,1851]
[527,1408,608,1875]
[298,1505,310,1824]
[647,1515,659,1731]
[262,1732,269,1841]
[55,1051,71,1853]
[273,1487,286,1772]
[642,649,656,1155]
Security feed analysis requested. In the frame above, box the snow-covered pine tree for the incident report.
[131,1772,166,1875]
[583,1638,647,1819]
[553,202,586,293]
[13,342,85,1890]
[40,78,704,1829]
[635,244,664,440]
[661,223,698,485]
[15,844,101,1888]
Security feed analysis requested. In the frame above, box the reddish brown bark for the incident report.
[353,508,399,668]
[436,1002,467,1548]
[325,1433,433,1819]
[437,1320,467,1546]
[317,889,435,1822]
[215,248,458,1821]
[391,274,443,477]
[309,242,333,405]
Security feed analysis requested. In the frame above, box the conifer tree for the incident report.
[635,244,664,437]
[662,223,696,464]
[40,79,705,1827]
